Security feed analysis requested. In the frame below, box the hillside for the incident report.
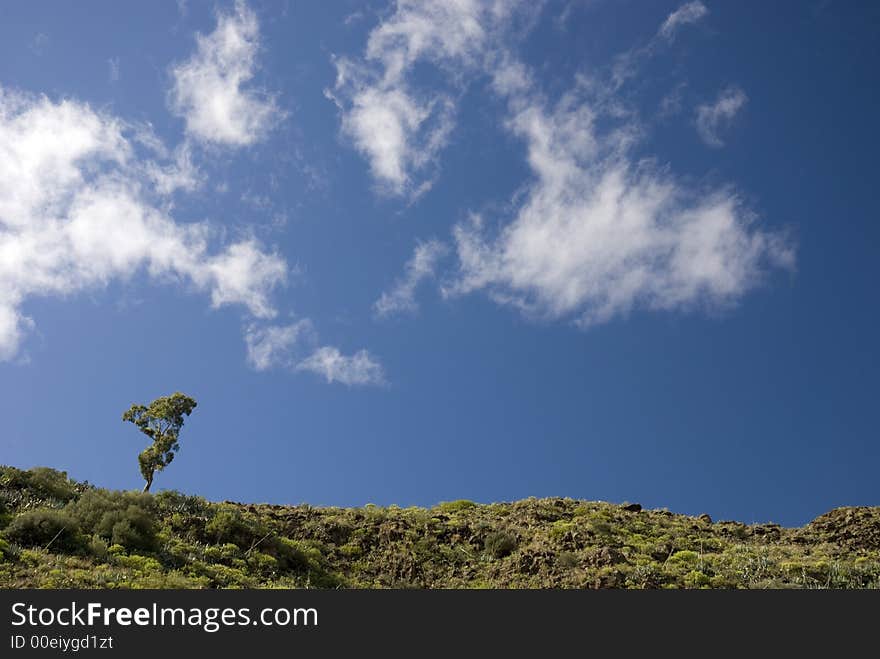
[0,466,878,589]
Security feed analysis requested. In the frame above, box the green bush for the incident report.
[3,509,81,551]
[0,466,30,489]
[66,490,157,551]
[87,535,109,560]
[0,499,10,530]
[484,531,517,559]
[550,521,575,540]
[0,466,80,506]
[205,506,267,548]
[438,500,477,513]
[247,552,278,576]
[26,468,78,502]
[669,550,699,565]
[685,570,711,587]
[154,491,210,517]
[273,537,318,572]
[105,511,155,550]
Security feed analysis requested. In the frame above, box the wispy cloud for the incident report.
[297,346,385,386]
[374,240,447,318]
[244,320,314,371]
[612,2,708,88]
[326,1,532,197]
[659,1,709,41]
[245,321,385,386]
[442,56,791,326]
[0,85,287,362]
[695,85,748,147]
[169,0,280,147]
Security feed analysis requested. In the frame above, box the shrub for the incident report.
[685,570,711,587]
[274,537,320,572]
[669,550,700,565]
[248,552,278,576]
[0,467,82,508]
[113,554,163,573]
[589,520,614,540]
[203,544,241,565]
[3,509,81,551]
[550,521,576,540]
[26,468,78,502]
[154,491,210,517]
[205,506,267,548]
[66,490,157,551]
[438,500,477,513]
[484,531,517,559]
[0,466,29,489]
[87,535,110,561]
[0,500,10,531]
[105,510,155,550]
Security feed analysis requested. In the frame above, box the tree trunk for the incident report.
[143,474,153,493]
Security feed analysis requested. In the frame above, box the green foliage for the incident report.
[154,490,210,516]
[87,535,109,560]
[122,393,197,492]
[484,530,518,559]
[669,550,700,564]
[1,466,879,589]
[685,570,711,587]
[438,500,477,513]
[204,506,267,550]
[0,467,27,489]
[550,520,576,540]
[3,509,81,551]
[66,490,157,551]
[24,468,78,501]
[0,466,84,508]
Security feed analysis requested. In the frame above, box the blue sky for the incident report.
[1,1,877,526]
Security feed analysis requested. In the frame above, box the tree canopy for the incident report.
[122,392,197,492]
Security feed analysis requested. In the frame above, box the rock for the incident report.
[801,507,880,551]
[699,513,713,524]
[585,546,626,566]
[621,503,642,513]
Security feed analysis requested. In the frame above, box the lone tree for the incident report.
[122,392,197,492]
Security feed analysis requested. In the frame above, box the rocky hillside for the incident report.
[0,466,877,588]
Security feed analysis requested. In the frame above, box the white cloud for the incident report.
[444,64,793,326]
[375,239,447,317]
[169,0,279,147]
[659,1,708,41]
[297,346,385,386]
[612,2,708,89]
[696,85,748,147]
[0,85,287,360]
[244,319,313,371]
[144,143,201,195]
[327,0,529,196]
[244,321,385,386]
